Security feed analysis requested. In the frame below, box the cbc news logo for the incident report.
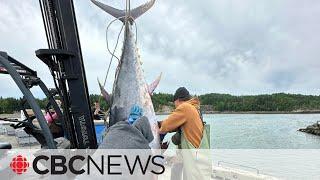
[7,153,165,176]
[10,155,30,175]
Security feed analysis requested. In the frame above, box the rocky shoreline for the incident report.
[299,121,320,136]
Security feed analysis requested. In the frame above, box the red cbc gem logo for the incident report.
[10,155,29,174]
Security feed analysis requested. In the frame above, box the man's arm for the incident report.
[159,105,186,133]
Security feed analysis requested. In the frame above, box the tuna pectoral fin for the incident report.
[98,78,111,104]
[91,0,155,22]
[148,72,162,95]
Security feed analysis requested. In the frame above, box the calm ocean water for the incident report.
[156,114,320,179]
[157,114,320,149]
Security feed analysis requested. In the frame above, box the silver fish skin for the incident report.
[110,23,160,149]
[92,0,160,149]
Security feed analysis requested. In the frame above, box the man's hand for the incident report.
[161,141,169,149]
[171,131,181,145]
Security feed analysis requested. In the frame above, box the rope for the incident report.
[99,0,139,107]
[103,18,124,87]
[102,15,138,87]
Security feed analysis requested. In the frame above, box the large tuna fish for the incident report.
[91,0,161,149]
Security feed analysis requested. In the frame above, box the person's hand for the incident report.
[171,131,181,145]
[94,108,100,115]
[161,142,169,149]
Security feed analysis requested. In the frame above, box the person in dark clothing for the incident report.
[99,116,154,149]
[99,105,154,149]
[91,105,156,180]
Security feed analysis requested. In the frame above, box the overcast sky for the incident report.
[0,0,320,98]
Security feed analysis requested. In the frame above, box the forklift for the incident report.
[0,0,99,149]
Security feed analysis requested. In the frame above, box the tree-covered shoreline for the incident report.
[1,93,320,114]
[152,93,320,113]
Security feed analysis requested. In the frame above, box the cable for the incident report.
[103,19,124,87]
[99,0,139,104]
[105,17,124,63]
[102,16,138,87]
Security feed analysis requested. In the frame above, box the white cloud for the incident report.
[1,0,320,98]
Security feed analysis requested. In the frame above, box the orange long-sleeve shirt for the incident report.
[160,98,203,148]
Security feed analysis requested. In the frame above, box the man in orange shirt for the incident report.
[158,87,204,148]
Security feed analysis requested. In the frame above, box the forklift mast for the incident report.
[37,0,97,148]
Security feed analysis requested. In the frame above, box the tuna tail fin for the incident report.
[98,78,111,104]
[130,0,156,20]
[148,72,162,95]
[91,0,156,23]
